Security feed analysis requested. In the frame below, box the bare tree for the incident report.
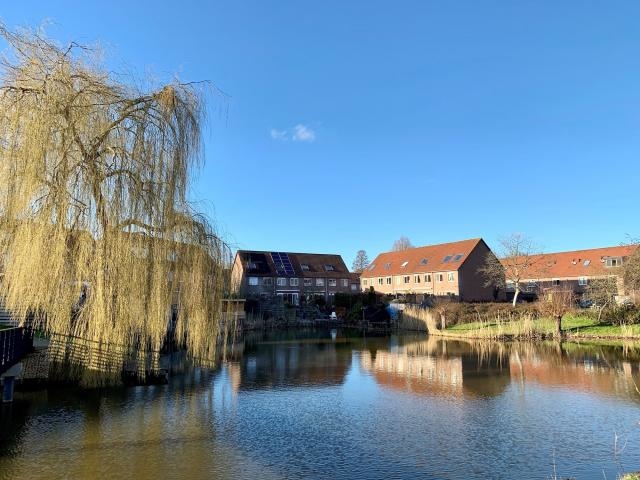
[537,288,574,337]
[479,233,541,307]
[352,250,370,273]
[623,237,640,301]
[585,277,618,322]
[392,235,413,252]
[0,25,229,379]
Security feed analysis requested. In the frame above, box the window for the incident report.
[505,281,515,291]
[420,258,428,265]
[328,279,337,287]
[263,277,273,286]
[403,275,410,283]
[277,277,287,286]
[324,265,336,272]
[401,261,408,268]
[369,263,376,271]
[443,255,453,263]
[304,278,312,287]
[414,275,421,283]
[301,264,310,271]
[384,262,391,270]
[583,260,591,266]
[578,277,588,286]
[437,274,444,282]
[248,277,259,286]
[341,279,348,287]
[552,279,560,286]
[378,278,384,285]
[290,278,299,286]
[447,272,455,282]
[605,257,621,267]
[316,278,325,286]
[453,254,464,262]
[424,274,431,283]
[386,277,392,285]
[362,279,368,286]
[526,282,537,292]
[350,284,357,291]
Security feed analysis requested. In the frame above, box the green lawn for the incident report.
[444,314,640,340]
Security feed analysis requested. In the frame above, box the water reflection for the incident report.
[2,330,640,480]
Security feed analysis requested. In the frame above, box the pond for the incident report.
[1,329,640,479]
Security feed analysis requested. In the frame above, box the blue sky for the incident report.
[2,1,639,267]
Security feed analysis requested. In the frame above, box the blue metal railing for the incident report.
[0,327,33,376]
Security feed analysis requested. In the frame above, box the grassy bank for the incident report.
[401,305,640,341]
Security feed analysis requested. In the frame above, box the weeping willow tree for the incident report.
[0,25,230,382]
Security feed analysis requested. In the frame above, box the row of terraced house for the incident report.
[231,239,638,305]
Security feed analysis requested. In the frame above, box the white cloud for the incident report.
[270,124,316,143]
[270,128,288,141]
[292,124,316,142]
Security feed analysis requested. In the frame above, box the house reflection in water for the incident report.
[235,334,353,391]
[360,337,511,398]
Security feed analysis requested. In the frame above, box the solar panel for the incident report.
[271,252,295,276]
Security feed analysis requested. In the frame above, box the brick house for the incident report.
[231,250,360,305]
[508,244,639,299]
[360,238,500,302]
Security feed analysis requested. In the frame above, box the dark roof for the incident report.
[236,250,350,278]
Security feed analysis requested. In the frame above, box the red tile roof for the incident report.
[505,244,638,280]
[361,238,484,278]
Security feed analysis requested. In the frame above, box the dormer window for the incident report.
[324,264,336,272]
[605,257,621,267]
[301,264,310,271]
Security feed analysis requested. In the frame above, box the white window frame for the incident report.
[403,276,410,284]
[290,278,299,286]
[316,278,325,286]
[424,274,431,283]
[448,272,455,282]
[248,277,259,286]
[276,277,287,286]
[342,278,349,287]
[328,279,337,287]
[303,278,312,287]
[578,277,588,286]
[263,277,273,286]
[437,274,444,282]
[386,277,392,285]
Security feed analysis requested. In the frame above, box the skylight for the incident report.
[443,255,453,263]
[369,263,376,271]
[583,260,591,266]
[453,253,464,262]
[384,262,391,270]
[401,261,408,267]
[420,258,428,265]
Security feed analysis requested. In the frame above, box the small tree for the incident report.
[392,236,413,252]
[623,244,640,300]
[352,249,370,273]
[537,288,574,337]
[585,277,618,322]
[432,296,454,330]
[480,233,541,307]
